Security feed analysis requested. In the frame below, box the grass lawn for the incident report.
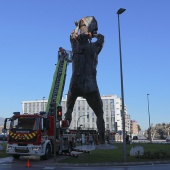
[58,143,170,164]
[0,142,7,158]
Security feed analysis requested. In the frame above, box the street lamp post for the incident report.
[147,94,151,142]
[43,97,45,111]
[117,8,126,162]
[77,114,89,130]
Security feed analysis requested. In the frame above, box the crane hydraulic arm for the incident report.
[46,48,72,115]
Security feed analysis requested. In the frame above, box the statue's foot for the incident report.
[64,113,72,125]
[99,133,105,145]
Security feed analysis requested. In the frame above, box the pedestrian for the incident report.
[106,133,110,144]
[89,134,93,145]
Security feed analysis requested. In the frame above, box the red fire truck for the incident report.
[4,48,75,160]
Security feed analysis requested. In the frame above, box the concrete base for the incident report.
[74,144,117,150]
[96,144,117,150]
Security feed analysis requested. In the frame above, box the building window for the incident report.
[111,111,114,116]
[110,99,114,104]
[106,124,109,129]
[106,117,109,122]
[112,124,115,131]
[111,117,115,122]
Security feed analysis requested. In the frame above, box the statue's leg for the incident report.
[85,91,105,144]
[65,89,77,124]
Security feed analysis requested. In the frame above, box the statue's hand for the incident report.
[74,20,79,27]
[70,21,80,39]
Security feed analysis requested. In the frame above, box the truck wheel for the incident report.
[12,155,20,159]
[41,144,51,160]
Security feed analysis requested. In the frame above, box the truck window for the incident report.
[11,117,40,130]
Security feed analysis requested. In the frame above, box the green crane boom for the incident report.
[46,48,72,115]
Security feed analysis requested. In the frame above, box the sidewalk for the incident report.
[0,157,13,164]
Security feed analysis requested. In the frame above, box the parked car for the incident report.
[166,136,170,142]
[0,134,7,141]
[132,136,138,140]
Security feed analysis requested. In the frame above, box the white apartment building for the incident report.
[22,95,130,133]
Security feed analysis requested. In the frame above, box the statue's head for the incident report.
[79,16,98,35]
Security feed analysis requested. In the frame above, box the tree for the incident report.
[162,123,170,136]
[150,124,158,140]
[144,123,170,140]
[144,129,149,139]
[138,125,141,132]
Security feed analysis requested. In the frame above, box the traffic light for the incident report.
[57,106,62,121]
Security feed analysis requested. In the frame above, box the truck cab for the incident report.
[4,112,74,160]
[4,112,53,159]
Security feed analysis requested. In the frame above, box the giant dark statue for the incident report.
[65,16,105,144]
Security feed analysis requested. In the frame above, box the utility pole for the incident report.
[117,8,126,161]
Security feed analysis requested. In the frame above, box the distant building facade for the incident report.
[22,95,131,133]
[130,120,139,135]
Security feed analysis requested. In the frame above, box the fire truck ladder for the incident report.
[46,48,72,114]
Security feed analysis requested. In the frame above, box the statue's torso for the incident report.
[69,34,103,95]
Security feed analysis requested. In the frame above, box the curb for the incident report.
[52,161,170,167]
[0,157,170,167]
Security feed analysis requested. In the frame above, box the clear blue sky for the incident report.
[0,0,170,131]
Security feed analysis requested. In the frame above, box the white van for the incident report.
[166,136,170,142]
